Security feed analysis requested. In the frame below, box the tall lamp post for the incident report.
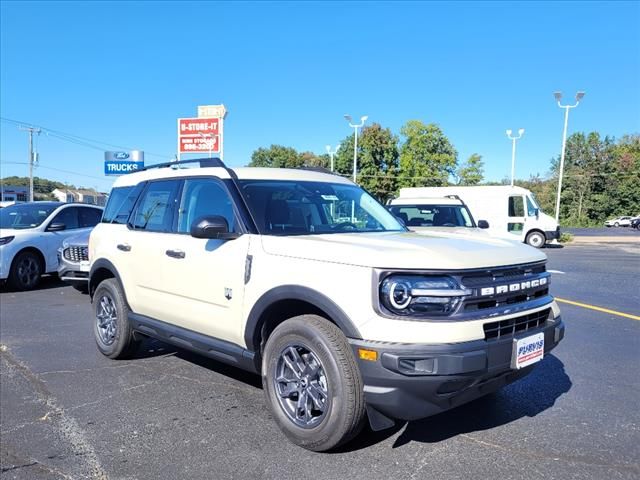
[506,128,525,187]
[325,144,340,172]
[343,114,368,182]
[553,91,585,222]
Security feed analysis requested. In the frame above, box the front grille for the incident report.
[461,263,550,312]
[483,308,551,341]
[63,246,88,262]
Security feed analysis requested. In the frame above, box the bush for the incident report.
[559,232,574,243]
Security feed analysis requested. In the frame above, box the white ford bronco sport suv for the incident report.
[89,158,565,451]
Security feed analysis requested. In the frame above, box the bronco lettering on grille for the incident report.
[479,277,547,297]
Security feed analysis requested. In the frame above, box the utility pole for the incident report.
[18,126,41,202]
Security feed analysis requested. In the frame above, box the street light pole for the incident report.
[343,114,368,183]
[325,144,340,172]
[553,91,585,223]
[506,128,525,187]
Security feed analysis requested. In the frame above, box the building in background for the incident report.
[0,185,28,202]
[51,188,108,206]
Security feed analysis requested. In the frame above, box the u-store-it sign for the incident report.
[178,117,221,153]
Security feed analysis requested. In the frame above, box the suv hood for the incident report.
[260,231,545,270]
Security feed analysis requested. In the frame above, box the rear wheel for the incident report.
[93,278,139,359]
[8,251,43,291]
[525,231,546,248]
[614,222,620,227]
[262,315,365,451]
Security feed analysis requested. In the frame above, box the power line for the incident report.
[0,116,171,159]
[1,161,108,181]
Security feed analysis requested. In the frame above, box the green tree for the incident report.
[334,123,399,201]
[397,120,457,188]
[550,132,617,225]
[455,153,484,185]
[249,145,304,168]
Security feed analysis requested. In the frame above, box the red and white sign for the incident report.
[179,135,220,153]
[179,118,220,136]
[177,104,226,157]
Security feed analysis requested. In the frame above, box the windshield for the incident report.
[389,204,474,228]
[0,203,58,229]
[238,180,405,235]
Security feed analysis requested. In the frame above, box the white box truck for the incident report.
[396,186,560,248]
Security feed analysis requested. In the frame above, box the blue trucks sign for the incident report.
[104,151,144,175]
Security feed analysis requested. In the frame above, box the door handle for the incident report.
[165,249,185,259]
[117,243,131,252]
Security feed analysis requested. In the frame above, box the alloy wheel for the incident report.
[274,344,329,428]
[96,294,118,346]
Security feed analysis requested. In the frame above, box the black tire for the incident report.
[525,231,546,248]
[262,315,365,452]
[8,250,43,291]
[93,278,139,359]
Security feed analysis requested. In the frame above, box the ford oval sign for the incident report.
[104,151,144,176]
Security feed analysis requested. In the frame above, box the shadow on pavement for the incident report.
[130,338,263,389]
[0,275,69,293]
[341,354,571,452]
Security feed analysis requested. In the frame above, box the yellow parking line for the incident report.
[556,297,640,321]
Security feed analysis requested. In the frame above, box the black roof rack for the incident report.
[137,157,226,172]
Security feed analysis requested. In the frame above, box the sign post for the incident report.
[177,104,227,161]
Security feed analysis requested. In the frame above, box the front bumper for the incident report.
[57,250,89,284]
[349,317,565,424]
[545,227,560,241]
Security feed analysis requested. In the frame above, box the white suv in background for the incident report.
[604,216,632,227]
[0,202,103,290]
[89,158,565,451]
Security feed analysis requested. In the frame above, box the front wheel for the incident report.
[8,251,43,290]
[93,278,139,359]
[525,231,546,248]
[262,315,365,451]
[614,222,620,227]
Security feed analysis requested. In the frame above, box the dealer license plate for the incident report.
[79,261,90,272]
[511,332,544,369]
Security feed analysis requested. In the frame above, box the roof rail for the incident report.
[297,166,335,175]
[137,157,226,172]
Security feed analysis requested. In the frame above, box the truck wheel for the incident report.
[262,315,365,451]
[525,231,546,248]
[93,278,139,359]
[8,251,42,291]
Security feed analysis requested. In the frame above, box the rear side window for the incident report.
[79,207,103,227]
[131,180,180,232]
[102,184,145,224]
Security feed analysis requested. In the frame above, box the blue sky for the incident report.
[1,1,639,192]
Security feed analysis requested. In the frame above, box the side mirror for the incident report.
[48,222,66,232]
[190,215,239,240]
[478,220,490,229]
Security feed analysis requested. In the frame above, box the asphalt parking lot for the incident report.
[1,241,639,480]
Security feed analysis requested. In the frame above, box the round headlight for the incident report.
[380,274,467,317]
[389,281,412,310]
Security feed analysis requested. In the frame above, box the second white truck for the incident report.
[395,185,560,247]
